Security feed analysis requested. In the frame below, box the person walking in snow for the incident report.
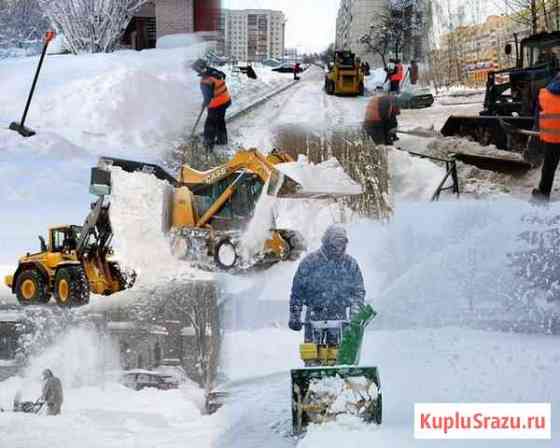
[363,94,401,145]
[532,73,560,201]
[192,59,232,151]
[40,369,63,415]
[289,225,365,343]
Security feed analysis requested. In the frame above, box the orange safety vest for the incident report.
[364,96,395,124]
[539,88,560,143]
[201,76,231,109]
[390,64,404,82]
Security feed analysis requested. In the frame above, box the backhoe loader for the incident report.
[4,198,135,307]
[91,148,346,271]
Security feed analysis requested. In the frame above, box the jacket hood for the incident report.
[321,225,348,259]
[547,76,560,95]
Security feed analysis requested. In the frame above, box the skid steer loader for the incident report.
[291,304,381,434]
[324,50,365,96]
[4,198,135,307]
[91,149,355,272]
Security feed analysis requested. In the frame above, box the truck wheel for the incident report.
[54,266,90,307]
[15,269,49,305]
[214,238,238,270]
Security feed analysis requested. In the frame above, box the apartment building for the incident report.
[218,9,286,62]
[336,0,430,67]
[437,15,529,86]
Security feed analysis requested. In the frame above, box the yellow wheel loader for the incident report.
[92,148,353,272]
[4,198,135,307]
[324,51,365,96]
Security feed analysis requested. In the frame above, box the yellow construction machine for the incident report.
[92,149,322,271]
[4,198,136,307]
[324,50,365,96]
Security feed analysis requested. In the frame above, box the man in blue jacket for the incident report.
[289,225,365,342]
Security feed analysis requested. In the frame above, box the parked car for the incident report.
[262,58,282,67]
[398,87,434,109]
[120,369,179,391]
[272,63,304,73]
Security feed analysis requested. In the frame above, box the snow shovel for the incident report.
[9,31,56,138]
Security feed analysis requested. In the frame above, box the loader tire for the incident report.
[326,80,335,95]
[15,269,49,305]
[358,82,365,96]
[214,238,238,270]
[54,266,90,307]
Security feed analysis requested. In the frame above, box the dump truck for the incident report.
[324,50,365,96]
[4,198,135,307]
[441,32,560,172]
[291,304,381,434]
[91,149,358,272]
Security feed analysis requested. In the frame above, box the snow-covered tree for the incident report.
[0,0,48,49]
[360,0,426,67]
[37,0,148,53]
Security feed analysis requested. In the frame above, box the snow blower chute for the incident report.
[291,304,381,434]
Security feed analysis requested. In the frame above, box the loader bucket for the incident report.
[290,366,382,434]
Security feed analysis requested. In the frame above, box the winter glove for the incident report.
[288,316,302,331]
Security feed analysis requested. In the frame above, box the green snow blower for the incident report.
[290,304,381,434]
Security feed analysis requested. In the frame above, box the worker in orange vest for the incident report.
[193,59,232,150]
[532,74,560,201]
[363,94,401,145]
[389,59,404,94]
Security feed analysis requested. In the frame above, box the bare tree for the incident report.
[37,0,147,53]
[502,0,543,33]
[127,281,222,392]
[360,0,425,67]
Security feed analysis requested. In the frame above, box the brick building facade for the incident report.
[123,0,221,50]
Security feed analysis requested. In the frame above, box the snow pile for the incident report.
[276,156,363,196]
[156,33,205,50]
[108,168,210,285]
[240,180,277,259]
[304,375,378,422]
[389,149,445,200]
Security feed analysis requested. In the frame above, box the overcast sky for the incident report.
[222,0,340,53]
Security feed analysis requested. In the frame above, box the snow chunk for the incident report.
[277,156,363,196]
[108,168,212,286]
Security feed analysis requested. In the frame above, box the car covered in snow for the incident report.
[120,369,179,391]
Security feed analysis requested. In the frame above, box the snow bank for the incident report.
[156,33,205,49]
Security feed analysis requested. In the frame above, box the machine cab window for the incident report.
[50,227,80,253]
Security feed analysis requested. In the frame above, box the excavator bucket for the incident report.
[290,305,381,434]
